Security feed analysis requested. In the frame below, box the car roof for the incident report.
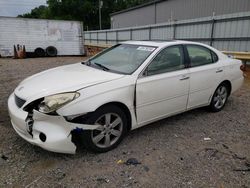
[121,40,206,48]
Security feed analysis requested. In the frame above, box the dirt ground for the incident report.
[0,57,249,188]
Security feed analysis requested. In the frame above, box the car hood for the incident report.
[14,63,124,100]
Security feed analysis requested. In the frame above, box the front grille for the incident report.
[15,95,26,108]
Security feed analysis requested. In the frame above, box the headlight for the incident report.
[38,92,80,113]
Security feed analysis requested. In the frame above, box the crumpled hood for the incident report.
[14,63,123,100]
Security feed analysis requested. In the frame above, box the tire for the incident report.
[209,83,229,112]
[46,46,57,57]
[34,48,45,57]
[82,105,128,153]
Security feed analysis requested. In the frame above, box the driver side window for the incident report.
[146,45,185,76]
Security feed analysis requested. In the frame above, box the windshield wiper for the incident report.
[81,59,92,66]
[94,63,110,71]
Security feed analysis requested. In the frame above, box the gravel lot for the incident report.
[0,57,249,188]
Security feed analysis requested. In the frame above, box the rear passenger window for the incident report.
[186,45,215,67]
[211,50,219,62]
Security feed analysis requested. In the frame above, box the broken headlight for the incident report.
[38,92,80,113]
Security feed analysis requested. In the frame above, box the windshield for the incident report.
[89,44,156,74]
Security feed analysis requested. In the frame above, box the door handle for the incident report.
[180,75,190,80]
[216,69,223,73]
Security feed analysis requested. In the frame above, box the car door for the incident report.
[185,44,224,109]
[136,45,190,126]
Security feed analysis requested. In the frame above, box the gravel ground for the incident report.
[0,57,249,188]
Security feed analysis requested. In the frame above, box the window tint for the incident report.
[211,50,219,62]
[146,46,185,76]
[90,44,156,74]
[186,45,214,67]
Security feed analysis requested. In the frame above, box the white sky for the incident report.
[0,0,47,17]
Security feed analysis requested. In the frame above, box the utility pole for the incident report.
[99,0,103,30]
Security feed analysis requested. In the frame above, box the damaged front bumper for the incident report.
[8,93,99,154]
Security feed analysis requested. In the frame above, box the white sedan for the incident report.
[8,41,243,154]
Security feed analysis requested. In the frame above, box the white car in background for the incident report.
[8,40,243,154]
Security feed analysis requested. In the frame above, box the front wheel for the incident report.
[83,105,128,153]
[209,84,229,112]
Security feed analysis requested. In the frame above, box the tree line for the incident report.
[18,0,153,30]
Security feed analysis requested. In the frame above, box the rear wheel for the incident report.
[209,84,229,112]
[46,46,57,57]
[83,105,127,153]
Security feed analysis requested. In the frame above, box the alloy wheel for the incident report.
[213,85,228,109]
[91,113,123,148]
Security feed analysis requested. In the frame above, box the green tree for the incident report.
[18,5,49,19]
[18,0,153,30]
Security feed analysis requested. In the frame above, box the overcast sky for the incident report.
[0,0,46,17]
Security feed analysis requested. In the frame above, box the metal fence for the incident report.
[84,11,250,52]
